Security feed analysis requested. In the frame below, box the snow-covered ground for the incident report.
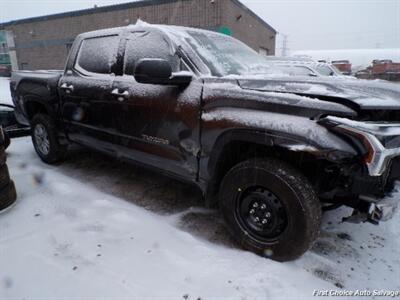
[1,77,400,299]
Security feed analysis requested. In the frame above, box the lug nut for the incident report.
[249,209,255,214]
[262,219,268,224]
[265,212,271,218]
[253,202,259,208]
[254,217,260,222]
[261,204,267,210]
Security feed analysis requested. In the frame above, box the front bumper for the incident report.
[319,116,400,224]
[320,116,400,176]
[344,188,399,225]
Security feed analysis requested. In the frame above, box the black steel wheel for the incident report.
[237,187,288,242]
[219,158,321,261]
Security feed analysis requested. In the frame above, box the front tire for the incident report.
[31,114,67,164]
[219,158,321,261]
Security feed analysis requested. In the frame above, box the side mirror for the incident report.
[134,59,192,86]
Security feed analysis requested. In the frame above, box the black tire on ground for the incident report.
[0,180,17,211]
[0,127,5,166]
[0,164,10,190]
[4,132,10,149]
[31,114,67,164]
[0,145,5,166]
[219,158,322,262]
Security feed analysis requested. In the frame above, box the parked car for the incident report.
[332,60,352,75]
[0,127,17,211]
[0,65,11,77]
[264,56,345,77]
[9,23,400,261]
[355,60,400,82]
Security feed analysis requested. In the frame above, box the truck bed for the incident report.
[10,70,63,126]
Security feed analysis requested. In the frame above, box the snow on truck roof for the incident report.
[77,20,226,39]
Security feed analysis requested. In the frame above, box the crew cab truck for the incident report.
[10,22,400,261]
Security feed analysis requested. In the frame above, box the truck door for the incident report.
[59,34,121,151]
[111,30,202,180]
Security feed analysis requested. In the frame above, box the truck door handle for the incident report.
[111,89,129,101]
[60,83,74,93]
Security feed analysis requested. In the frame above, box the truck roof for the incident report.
[77,20,227,41]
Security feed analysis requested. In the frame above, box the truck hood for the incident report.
[238,76,400,110]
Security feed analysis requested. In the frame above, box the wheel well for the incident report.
[25,101,48,121]
[206,141,335,207]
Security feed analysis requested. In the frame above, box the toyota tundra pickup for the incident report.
[9,22,400,261]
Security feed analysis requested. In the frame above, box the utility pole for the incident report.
[280,34,289,57]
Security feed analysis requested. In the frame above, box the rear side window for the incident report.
[124,31,178,75]
[76,35,119,74]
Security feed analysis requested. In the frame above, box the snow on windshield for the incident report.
[183,30,273,77]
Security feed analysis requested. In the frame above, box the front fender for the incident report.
[200,108,358,183]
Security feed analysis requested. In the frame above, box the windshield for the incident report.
[315,64,336,76]
[184,30,271,76]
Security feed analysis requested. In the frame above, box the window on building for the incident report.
[75,35,119,74]
[123,30,178,75]
[259,47,269,56]
[20,63,29,70]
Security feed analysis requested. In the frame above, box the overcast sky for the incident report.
[1,0,399,53]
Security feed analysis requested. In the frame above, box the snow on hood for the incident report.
[238,76,400,110]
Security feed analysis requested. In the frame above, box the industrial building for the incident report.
[0,0,277,71]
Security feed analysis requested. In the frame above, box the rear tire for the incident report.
[31,114,67,164]
[219,158,321,262]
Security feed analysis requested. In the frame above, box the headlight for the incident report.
[319,116,400,176]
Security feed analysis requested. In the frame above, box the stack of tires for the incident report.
[0,127,17,211]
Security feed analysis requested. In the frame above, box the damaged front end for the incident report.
[318,116,400,224]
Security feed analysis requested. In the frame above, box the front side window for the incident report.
[76,35,119,74]
[124,31,178,75]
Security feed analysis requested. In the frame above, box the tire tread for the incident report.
[219,157,321,261]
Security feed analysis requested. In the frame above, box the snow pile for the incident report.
[292,49,400,72]
[1,137,399,299]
